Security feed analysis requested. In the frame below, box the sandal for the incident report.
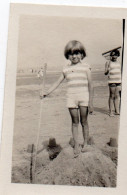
[81,145,92,153]
[73,148,80,158]
[114,112,120,115]
[81,146,87,153]
[109,113,114,117]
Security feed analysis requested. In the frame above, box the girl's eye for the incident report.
[71,51,80,55]
[75,51,79,55]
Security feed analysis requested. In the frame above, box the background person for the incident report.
[104,49,121,116]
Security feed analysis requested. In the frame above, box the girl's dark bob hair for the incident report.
[64,40,86,59]
[110,49,120,57]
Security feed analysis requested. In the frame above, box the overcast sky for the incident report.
[18,15,123,71]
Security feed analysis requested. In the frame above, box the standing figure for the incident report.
[37,67,44,79]
[105,49,122,116]
[40,40,93,158]
[37,67,44,85]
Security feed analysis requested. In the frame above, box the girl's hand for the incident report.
[40,91,47,99]
[104,71,108,75]
[105,61,110,75]
[88,102,94,114]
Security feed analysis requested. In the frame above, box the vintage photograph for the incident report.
[10,11,124,187]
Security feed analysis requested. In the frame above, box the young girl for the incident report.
[41,40,93,157]
[105,49,121,117]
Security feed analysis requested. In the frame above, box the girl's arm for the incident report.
[40,73,65,98]
[105,61,110,75]
[87,69,94,113]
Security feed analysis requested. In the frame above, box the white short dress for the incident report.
[108,61,122,84]
[63,62,91,108]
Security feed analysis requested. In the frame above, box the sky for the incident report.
[18,15,123,71]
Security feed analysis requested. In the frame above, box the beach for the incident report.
[11,70,120,185]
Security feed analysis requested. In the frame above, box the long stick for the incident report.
[102,46,121,56]
[41,63,47,92]
[32,63,47,183]
[30,144,34,183]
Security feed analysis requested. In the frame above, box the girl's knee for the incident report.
[72,122,79,127]
[115,91,120,99]
[110,94,115,99]
[71,117,79,125]
[80,119,88,127]
[115,94,120,99]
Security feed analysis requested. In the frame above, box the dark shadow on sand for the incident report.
[94,107,109,115]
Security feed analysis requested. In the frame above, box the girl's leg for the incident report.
[109,85,116,116]
[114,86,121,114]
[79,106,89,151]
[68,108,80,156]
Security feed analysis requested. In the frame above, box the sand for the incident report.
[11,71,120,186]
[35,145,117,187]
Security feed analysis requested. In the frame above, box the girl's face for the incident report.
[110,55,118,62]
[68,51,82,65]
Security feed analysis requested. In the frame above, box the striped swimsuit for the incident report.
[63,62,90,108]
[108,61,121,84]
